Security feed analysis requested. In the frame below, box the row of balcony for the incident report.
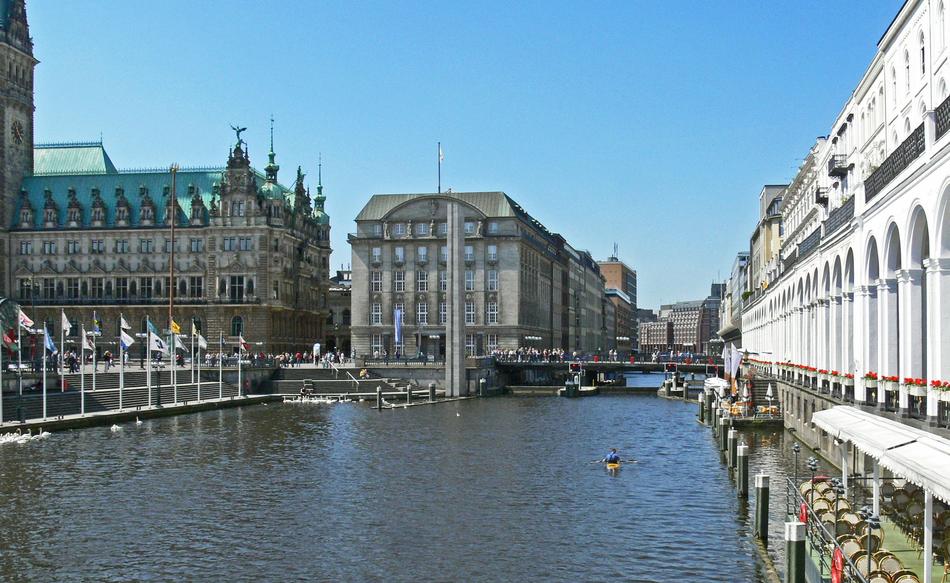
[17,296,264,306]
[371,255,498,267]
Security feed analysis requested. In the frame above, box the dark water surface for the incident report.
[0,391,811,582]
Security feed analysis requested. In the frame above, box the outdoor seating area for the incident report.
[806,406,950,582]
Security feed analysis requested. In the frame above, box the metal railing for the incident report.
[936,93,950,140]
[865,123,925,202]
[785,477,870,583]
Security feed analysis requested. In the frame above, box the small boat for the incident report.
[605,461,621,470]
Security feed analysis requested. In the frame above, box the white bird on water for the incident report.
[110,424,121,432]
[456,412,460,417]
[135,416,143,425]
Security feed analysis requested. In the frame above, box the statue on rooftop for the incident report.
[230,124,247,146]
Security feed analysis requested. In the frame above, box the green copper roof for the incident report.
[356,192,521,221]
[34,142,118,175]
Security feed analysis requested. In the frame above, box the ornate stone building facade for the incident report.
[0,2,332,355]
[349,192,607,358]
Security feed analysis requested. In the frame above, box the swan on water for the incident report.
[110,424,121,432]
[135,416,143,425]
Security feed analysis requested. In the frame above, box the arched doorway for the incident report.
[865,237,881,405]
[882,225,902,412]
[906,207,930,419]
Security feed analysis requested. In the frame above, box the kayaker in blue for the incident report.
[603,449,621,463]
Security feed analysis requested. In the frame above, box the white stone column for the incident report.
[925,258,950,419]
[898,269,924,416]
[878,279,899,408]
[843,292,858,401]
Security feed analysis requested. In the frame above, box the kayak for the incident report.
[605,461,621,470]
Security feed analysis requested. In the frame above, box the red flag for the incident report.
[239,336,249,352]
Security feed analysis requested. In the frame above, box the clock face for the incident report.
[11,120,23,144]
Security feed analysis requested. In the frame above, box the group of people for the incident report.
[491,348,569,362]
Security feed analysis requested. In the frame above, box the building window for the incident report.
[417,270,429,292]
[116,239,129,253]
[272,280,280,301]
[189,276,203,298]
[18,241,31,255]
[67,240,80,254]
[42,240,56,255]
[190,238,204,253]
[394,270,405,292]
[394,246,405,263]
[342,309,351,326]
[229,275,245,301]
[464,245,474,261]
[116,277,128,299]
[91,278,104,299]
[141,278,153,299]
[439,245,448,262]
[371,334,383,354]
[417,246,428,262]
[230,316,244,337]
[465,301,476,324]
[487,270,498,291]
[392,223,406,236]
[464,221,476,235]
[43,278,55,299]
[465,334,476,356]
[487,301,498,324]
[239,237,252,251]
[417,302,428,325]
[415,222,429,236]
[67,278,79,299]
[439,302,447,324]
[439,271,447,292]
[487,245,497,261]
[140,238,153,253]
[487,334,498,351]
[921,32,927,76]
[370,271,382,292]
[371,246,382,263]
[905,49,911,94]
[437,222,447,235]
[371,303,382,325]
[465,270,475,291]
[91,239,105,254]
[487,221,499,234]
[223,237,235,251]
[372,223,383,237]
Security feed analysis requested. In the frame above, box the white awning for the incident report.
[812,405,950,504]
[879,436,950,505]
[704,377,730,397]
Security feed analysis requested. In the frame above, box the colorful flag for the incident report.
[17,309,33,329]
[81,326,93,351]
[92,311,102,334]
[120,330,135,351]
[149,333,168,355]
[43,325,57,355]
[170,320,181,334]
[147,319,161,338]
[393,307,403,344]
[61,310,71,336]
[120,315,131,330]
[2,328,17,351]
[239,335,249,352]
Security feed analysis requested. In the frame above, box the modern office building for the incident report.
[348,191,607,358]
[598,255,638,352]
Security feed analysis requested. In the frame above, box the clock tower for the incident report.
[0,0,34,295]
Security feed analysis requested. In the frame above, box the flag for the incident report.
[43,325,57,355]
[18,309,33,329]
[170,320,181,334]
[439,143,444,162]
[239,335,249,352]
[197,333,208,350]
[92,311,102,334]
[393,307,403,344]
[81,326,93,351]
[175,334,188,350]
[2,328,17,351]
[61,310,71,336]
[147,319,161,338]
[120,315,131,330]
[120,330,135,351]
[149,332,168,355]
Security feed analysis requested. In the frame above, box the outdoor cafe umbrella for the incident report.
[766,382,774,406]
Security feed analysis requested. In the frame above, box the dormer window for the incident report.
[91,206,104,222]
[20,207,31,225]
[116,206,128,222]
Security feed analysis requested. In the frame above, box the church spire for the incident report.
[314,153,326,212]
[264,115,279,183]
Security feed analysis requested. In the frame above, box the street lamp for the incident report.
[792,442,801,488]
[806,456,819,510]
[858,505,880,574]
[831,478,844,537]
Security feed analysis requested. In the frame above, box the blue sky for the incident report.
[29,1,899,309]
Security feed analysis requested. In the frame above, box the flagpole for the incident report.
[80,327,85,415]
[41,328,46,420]
[17,321,21,396]
[196,337,201,402]
[169,163,178,404]
[238,339,242,398]
[171,331,177,404]
[437,141,441,194]
[146,315,152,408]
[60,309,65,391]
[118,313,124,411]
[92,330,97,394]
[218,332,223,400]
[191,320,195,384]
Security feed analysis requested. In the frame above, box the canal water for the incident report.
[0,384,826,582]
